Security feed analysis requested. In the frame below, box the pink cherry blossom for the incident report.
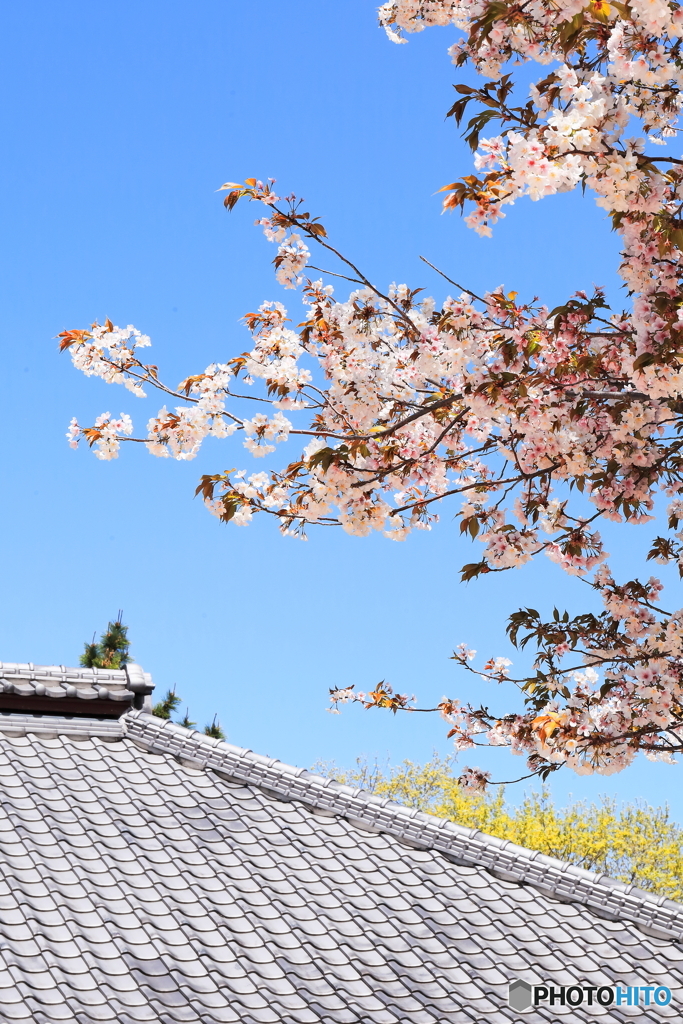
[61,2,683,786]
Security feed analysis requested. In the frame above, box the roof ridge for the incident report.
[0,712,124,739]
[0,661,128,682]
[124,711,683,942]
[0,662,154,714]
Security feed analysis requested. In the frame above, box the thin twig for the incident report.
[270,202,420,335]
[308,265,364,285]
[419,256,486,304]
[486,769,555,785]
[389,465,556,516]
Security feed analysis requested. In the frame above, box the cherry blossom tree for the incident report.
[62,0,683,789]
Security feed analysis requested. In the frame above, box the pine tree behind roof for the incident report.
[78,623,225,737]
[204,716,225,740]
[152,690,181,720]
[80,613,131,669]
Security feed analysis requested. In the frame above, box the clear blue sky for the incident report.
[1,0,680,814]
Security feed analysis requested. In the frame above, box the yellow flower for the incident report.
[590,0,611,18]
[315,755,683,903]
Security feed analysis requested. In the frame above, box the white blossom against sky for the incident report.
[3,0,679,811]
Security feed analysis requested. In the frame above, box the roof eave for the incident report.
[122,710,683,944]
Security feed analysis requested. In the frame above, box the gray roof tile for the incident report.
[0,664,152,717]
[0,674,681,1022]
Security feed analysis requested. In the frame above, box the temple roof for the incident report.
[0,663,681,1022]
[0,661,153,716]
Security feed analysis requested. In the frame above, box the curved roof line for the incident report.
[0,660,153,705]
[123,710,683,943]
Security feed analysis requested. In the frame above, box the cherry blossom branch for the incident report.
[389,466,558,516]
[418,256,486,303]
[307,265,364,285]
[63,0,683,785]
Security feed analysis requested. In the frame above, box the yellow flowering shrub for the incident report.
[314,756,683,902]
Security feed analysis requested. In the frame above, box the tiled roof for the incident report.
[0,662,153,715]
[0,666,681,1022]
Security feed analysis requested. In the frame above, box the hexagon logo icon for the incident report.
[508,980,533,1011]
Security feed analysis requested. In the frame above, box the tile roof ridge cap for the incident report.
[0,660,129,681]
[0,713,125,738]
[127,711,308,773]
[127,713,470,814]
[124,711,683,930]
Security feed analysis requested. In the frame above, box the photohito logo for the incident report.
[508,981,672,1011]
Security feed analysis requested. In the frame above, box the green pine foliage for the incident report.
[151,691,223,739]
[80,613,131,669]
[80,618,224,738]
[152,690,182,720]
[204,718,225,740]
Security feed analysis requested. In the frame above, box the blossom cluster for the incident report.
[381,0,683,374]
[61,321,151,396]
[331,563,683,781]
[62,1,683,784]
[66,411,133,460]
[64,177,683,778]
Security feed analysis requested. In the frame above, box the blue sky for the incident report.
[1,0,680,814]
